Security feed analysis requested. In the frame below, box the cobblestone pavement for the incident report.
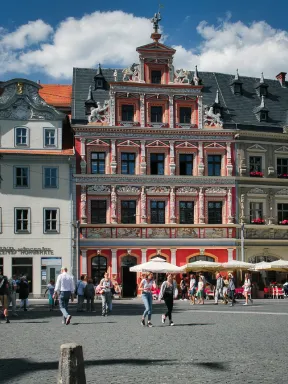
[1,298,287,384]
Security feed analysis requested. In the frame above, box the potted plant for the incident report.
[251,218,265,224]
[280,219,288,225]
[278,173,288,179]
[250,171,264,177]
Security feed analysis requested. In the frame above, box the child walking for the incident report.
[45,280,55,311]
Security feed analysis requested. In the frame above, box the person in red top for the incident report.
[0,273,10,323]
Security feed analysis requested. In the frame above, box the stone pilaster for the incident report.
[141,249,147,264]
[169,95,174,128]
[198,95,203,129]
[81,250,87,274]
[80,185,87,224]
[111,249,117,274]
[170,187,176,223]
[240,193,246,223]
[227,248,234,261]
[80,138,86,174]
[139,56,145,83]
[140,140,146,175]
[109,91,116,126]
[111,185,117,224]
[171,249,176,265]
[199,187,205,224]
[227,188,234,224]
[226,143,233,176]
[141,186,147,224]
[140,93,145,127]
[110,140,117,174]
[198,142,204,176]
[169,140,176,175]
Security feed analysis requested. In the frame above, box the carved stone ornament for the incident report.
[177,228,198,238]
[205,187,226,195]
[146,186,170,194]
[122,64,140,82]
[87,185,111,194]
[117,186,140,194]
[176,186,198,194]
[203,105,223,127]
[174,69,190,84]
[147,228,170,238]
[247,188,266,195]
[275,189,288,195]
[88,100,109,123]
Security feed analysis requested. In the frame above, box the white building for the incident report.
[0,79,75,297]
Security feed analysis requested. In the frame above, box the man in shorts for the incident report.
[0,273,10,323]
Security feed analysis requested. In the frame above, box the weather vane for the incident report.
[151,4,164,33]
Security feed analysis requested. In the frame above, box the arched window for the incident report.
[188,255,215,263]
[91,255,107,283]
[248,255,279,263]
[151,255,166,260]
[15,127,28,146]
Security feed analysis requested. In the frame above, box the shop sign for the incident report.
[41,257,62,266]
[0,247,54,255]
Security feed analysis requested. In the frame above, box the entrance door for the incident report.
[121,256,137,297]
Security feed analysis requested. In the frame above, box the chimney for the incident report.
[276,72,286,86]
[37,80,41,84]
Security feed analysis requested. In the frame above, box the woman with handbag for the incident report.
[139,272,156,327]
[159,273,175,326]
[243,273,253,306]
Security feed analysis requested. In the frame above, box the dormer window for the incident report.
[151,70,162,84]
[230,69,243,95]
[259,86,267,97]
[260,111,268,122]
[96,79,103,89]
[94,63,108,91]
[234,83,242,95]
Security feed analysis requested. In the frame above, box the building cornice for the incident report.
[110,83,203,94]
[236,130,288,142]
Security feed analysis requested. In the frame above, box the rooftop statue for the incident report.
[151,12,161,33]
[88,100,109,123]
[204,105,223,127]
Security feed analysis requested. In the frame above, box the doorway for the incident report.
[121,256,137,297]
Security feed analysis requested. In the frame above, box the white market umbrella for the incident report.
[181,260,224,272]
[253,261,273,271]
[129,257,182,273]
[269,260,288,269]
[221,260,254,270]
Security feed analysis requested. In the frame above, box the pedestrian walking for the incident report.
[228,273,236,307]
[8,275,18,316]
[180,276,188,301]
[139,272,156,327]
[189,274,197,305]
[45,280,55,311]
[19,276,29,311]
[197,276,205,304]
[54,267,74,325]
[222,275,229,304]
[243,273,253,305]
[159,273,175,326]
[99,272,113,317]
[0,273,10,323]
[84,279,95,312]
[214,273,224,305]
[76,275,86,312]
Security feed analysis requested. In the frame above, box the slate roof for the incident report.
[72,66,288,132]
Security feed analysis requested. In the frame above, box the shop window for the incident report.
[179,201,194,224]
[277,203,288,223]
[151,106,163,123]
[249,156,262,172]
[91,200,107,224]
[150,153,164,175]
[277,158,288,177]
[12,257,33,293]
[189,256,215,262]
[14,208,31,233]
[44,208,60,233]
[179,107,191,124]
[208,202,222,224]
[91,152,106,174]
[250,202,263,223]
[43,167,58,188]
[151,201,165,224]
[14,166,29,188]
[179,154,193,175]
[121,105,134,121]
[121,200,136,224]
[151,70,162,84]
[121,153,135,175]
[91,256,107,284]
[208,155,221,176]
[41,257,62,294]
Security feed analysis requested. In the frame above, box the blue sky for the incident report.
[1,0,288,83]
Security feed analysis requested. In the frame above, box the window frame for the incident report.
[277,203,288,223]
[150,106,163,123]
[150,153,165,175]
[179,107,192,124]
[208,201,223,224]
[43,167,59,189]
[207,154,222,176]
[121,200,137,224]
[14,166,30,189]
[121,104,134,122]
[43,208,60,234]
[14,208,31,234]
[249,155,262,173]
[121,152,136,175]
[151,70,162,84]
[90,200,107,224]
[90,152,106,175]
[150,200,166,224]
[179,153,193,176]
[249,202,263,222]
[276,157,288,176]
[179,201,194,224]
[15,127,29,147]
[43,128,57,148]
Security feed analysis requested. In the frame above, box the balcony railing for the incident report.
[80,224,236,239]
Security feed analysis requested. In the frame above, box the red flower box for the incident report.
[278,174,288,179]
[250,171,263,177]
[251,218,265,224]
[280,220,288,225]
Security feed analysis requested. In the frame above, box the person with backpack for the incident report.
[84,279,95,312]
[0,273,10,323]
[180,276,188,301]
[159,273,175,326]
[214,273,224,305]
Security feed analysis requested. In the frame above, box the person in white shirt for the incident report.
[54,268,75,325]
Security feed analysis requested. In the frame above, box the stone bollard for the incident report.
[58,343,86,384]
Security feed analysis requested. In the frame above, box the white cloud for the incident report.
[1,12,288,79]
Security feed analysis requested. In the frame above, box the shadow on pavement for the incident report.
[0,358,177,382]
[194,362,228,371]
